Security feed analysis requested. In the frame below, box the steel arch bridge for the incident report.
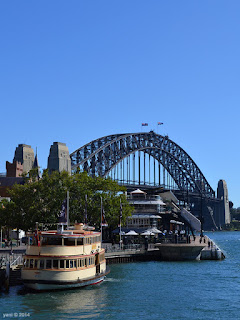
[70,131,215,198]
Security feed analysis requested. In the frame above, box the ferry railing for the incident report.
[10,255,23,267]
[102,243,145,253]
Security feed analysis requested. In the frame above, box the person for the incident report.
[10,240,13,255]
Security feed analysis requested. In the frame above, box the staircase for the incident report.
[9,265,22,286]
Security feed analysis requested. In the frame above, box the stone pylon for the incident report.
[217,179,231,225]
[47,142,71,174]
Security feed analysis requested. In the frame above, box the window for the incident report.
[60,260,64,268]
[64,238,76,246]
[70,260,73,268]
[46,260,52,269]
[48,237,62,245]
[30,259,34,268]
[66,260,69,268]
[53,260,58,269]
[39,260,44,269]
[74,260,77,268]
[77,238,83,245]
[80,259,83,267]
[34,260,38,268]
[42,237,62,246]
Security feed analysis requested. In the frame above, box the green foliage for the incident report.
[230,207,240,221]
[0,170,132,231]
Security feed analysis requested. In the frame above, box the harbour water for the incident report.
[0,231,239,320]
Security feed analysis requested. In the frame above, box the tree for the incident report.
[0,169,132,231]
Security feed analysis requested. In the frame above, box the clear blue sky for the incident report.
[1,1,240,207]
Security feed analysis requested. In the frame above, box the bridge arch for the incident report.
[70,132,215,197]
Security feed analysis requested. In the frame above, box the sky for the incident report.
[1,1,240,207]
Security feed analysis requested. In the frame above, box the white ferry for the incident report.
[21,223,109,291]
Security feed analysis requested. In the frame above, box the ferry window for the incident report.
[47,237,62,246]
[77,238,83,245]
[66,260,69,268]
[46,260,52,269]
[30,259,34,268]
[26,259,29,268]
[41,237,48,246]
[70,260,73,268]
[85,258,87,267]
[53,260,58,269]
[39,260,44,269]
[88,258,91,265]
[34,260,38,268]
[60,260,64,269]
[74,260,77,268]
[64,238,76,246]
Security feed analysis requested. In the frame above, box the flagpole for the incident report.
[0,227,2,248]
[100,196,103,244]
[85,194,87,225]
[120,199,122,250]
[67,191,69,229]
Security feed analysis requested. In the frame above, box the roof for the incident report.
[130,214,162,219]
[130,188,147,194]
[129,199,166,205]
[0,177,24,187]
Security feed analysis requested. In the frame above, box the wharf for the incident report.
[0,236,225,289]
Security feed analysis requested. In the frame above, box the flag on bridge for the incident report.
[158,122,163,125]
[142,123,148,126]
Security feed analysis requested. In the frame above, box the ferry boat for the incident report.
[21,223,109,291]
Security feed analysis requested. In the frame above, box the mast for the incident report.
[100,196,103,243]
[67,191,69,228]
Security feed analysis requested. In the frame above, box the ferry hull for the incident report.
[23,273,108,291]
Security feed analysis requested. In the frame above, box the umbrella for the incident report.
[141,230,155,236]
[125,230,139,236]
[147,227,163,234]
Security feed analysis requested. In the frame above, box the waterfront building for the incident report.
[126,189,165,230]
[47,142,71,174]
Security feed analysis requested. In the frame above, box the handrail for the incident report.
[10,255,22,267]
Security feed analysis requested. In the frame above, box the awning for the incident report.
[147,227,163,234]
[170,220,184,225]
[141,230,155,236]
[130,189,147,194]
[125,230,139,236]
[130,214,162,219]
[129,200,166,205]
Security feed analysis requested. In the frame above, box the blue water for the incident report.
[0,231,239,320]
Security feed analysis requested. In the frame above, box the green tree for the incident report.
[0,170,132,231]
